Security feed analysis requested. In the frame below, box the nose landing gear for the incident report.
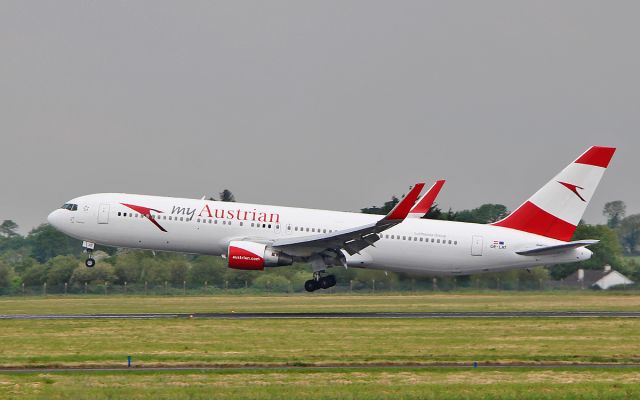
[82,240,96,268]
[304,272,336,292]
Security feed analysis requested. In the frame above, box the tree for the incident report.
[21,264,49,286]
[168,259,190,284]
[454,204,508,223]
[46,255,80,286]
[26,224,82,263]
[0,220,19,238]
[70,263,116,285]
[361,196,399,215]
[188,256,226,285]
[618,214,640,255]
[219,189,236,202]
[0,260,11,288]
[603,201,626,228]
[548,224,624,279]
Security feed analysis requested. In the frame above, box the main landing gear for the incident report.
[304,272,337,292]
[82,240,96,268]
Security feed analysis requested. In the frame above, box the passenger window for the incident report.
[268,224,271,228]
[240,222,243,226]
[312,228,315,232]
[448,240,452,244]
[118,212,121,216]
[419,238,423,242]
[180,217,184,221]
[437,239,440,243]
[454,241,458,245]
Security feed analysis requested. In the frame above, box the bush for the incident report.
[252,274,291,292]
[46,255,80,286]
[70,263,116,285]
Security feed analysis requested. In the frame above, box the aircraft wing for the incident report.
[515,240,599,256]
[270,183,425,260]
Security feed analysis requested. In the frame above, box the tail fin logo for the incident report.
[558,181,586,202]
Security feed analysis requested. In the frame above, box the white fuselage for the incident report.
[47,193,591,275]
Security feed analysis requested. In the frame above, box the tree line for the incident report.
[0,190,639,293]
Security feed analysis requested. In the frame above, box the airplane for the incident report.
[48,146,615,292]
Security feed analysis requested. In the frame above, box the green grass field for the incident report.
[2,368,640,399]
[2,291,640,314]
[1,318,639,367]
[2,292,640,399]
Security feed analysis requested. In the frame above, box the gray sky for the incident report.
[1,1,639,234]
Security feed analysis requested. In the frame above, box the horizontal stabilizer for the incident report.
[516,240,599,256]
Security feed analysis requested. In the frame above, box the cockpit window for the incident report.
[61,203,78,211]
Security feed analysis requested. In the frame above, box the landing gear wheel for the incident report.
[85,258,96,268]
[319,276,331,289]
[320,275,337,289]
[304,279,319,292]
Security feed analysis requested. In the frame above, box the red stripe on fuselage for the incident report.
[574,146,616,168]
[491,201,576,241]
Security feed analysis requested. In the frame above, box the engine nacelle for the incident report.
[227,240,293,270]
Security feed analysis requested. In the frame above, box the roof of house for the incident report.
[562,268,633,289]
[563,269,608,287]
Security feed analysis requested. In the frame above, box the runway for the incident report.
[1,362,640,373]
[2,311,640,320]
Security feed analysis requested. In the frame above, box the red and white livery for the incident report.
[48,146,615,291]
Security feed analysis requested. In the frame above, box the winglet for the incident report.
[408,180,445,218]
[383,183,425,221]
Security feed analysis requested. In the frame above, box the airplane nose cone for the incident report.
[47,210,62,229]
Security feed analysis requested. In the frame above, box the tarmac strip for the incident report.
[1,363,640,373]
[2,311,640,320]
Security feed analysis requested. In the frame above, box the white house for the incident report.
[564,265,634,290]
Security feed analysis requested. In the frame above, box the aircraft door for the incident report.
[98,204,110,224]
[471,235,483,256]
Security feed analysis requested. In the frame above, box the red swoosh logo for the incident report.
[121,203,167,232]
[558,181,586,202]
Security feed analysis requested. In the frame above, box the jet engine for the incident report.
[227,240,293,270]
